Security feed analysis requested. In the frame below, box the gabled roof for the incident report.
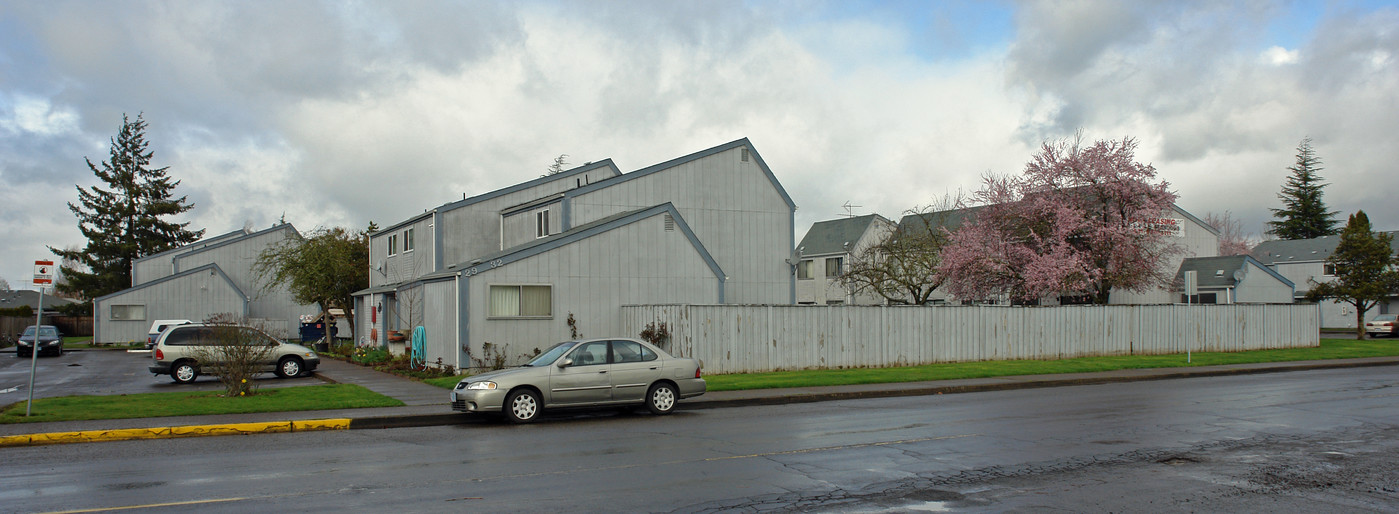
[797,214,891,257]
[897,205,986,234]
[1252,231,1399,265]
[1173,255,1294,289]
[375,159,623,235]
[132,228,250,266]
[0,290,78,310]
[896,203,1214,236]
[94,263,246,303]
[169,224,300,268]
[367,203,724,295]
[568,138,796,212]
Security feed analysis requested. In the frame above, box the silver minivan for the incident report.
[148,323,319,384]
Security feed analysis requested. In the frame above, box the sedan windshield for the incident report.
[21,327,57,337]
[525,342,576,367]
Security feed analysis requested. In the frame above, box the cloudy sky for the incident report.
[2,0,1397,291]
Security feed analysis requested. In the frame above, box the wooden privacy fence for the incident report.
[620,304,1320,374]
[2,316,93,338]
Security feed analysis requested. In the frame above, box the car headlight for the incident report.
[466,381,497,390]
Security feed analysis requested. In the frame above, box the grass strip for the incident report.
[704,338,1399,391]
[423,338,1399,392]
[0,384,403,424]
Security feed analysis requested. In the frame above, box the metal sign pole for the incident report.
[27,260,54,417]
[26,287,43,416]
[1183,270,1197,364]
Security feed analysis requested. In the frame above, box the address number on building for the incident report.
[462,259,504,277]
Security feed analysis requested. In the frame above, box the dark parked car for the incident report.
[16,325,63,358]
[1366,314,1399,338]
[451,337,706,423]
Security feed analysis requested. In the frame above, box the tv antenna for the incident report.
[840,201,862,218]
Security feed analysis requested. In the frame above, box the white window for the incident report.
[1324,263,1337,276]
[111,304,146,321]
[388,234,398,256]
[536,209,551,238]
[797,260,814,280]
[403,228,415,253]
[826,257,843,278]
[489,285,552,318]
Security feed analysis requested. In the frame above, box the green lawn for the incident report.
[0,384,403,424]
[705,338,1398,391]
[424,338,1399,392]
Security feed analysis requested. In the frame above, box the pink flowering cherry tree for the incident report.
[939,135,1181,304]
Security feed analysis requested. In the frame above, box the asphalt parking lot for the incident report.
[0,347,325,404]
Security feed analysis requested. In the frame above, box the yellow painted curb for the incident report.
[0,418,352,448]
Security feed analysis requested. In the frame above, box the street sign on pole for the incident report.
[34,260,54,286]
[27,260,53,416]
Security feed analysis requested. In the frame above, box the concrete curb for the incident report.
[0,419,351,448]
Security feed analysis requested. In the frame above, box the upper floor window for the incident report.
[403,228,415,253]
[388,234,398,256]
[797,259,814,280]
[536,209,551,239]
[826,257,843,278]
[1323,263,1337,276]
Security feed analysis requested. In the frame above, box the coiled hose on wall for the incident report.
[410,326,428,370]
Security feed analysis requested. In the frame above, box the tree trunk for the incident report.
[1355,303,1367,340]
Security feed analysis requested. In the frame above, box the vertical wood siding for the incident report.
[569,146,792,305]
[93,272,246,343]
[620,304,1320,374]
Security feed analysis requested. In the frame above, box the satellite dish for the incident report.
[1233,269,1246,281]
[376,258,387,275]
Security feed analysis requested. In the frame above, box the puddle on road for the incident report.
[906,500,953,511]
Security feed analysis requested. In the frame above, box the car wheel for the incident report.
[172,361,198,384]
[646,382,678,415]
[503,389,541,424]
[276,356,304,378]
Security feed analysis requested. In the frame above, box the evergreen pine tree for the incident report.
[1266,137,1338,240]
[50,114,204,300]
[1306,211,1399,339]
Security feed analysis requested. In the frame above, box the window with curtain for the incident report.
[536,209,551,238]
[797,260,814,280]
[489,285,552,317]
[825,257,843,278]
[111,304,146,321]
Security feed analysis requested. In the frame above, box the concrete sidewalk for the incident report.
[4,355,1398,447]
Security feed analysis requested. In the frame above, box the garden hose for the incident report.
[410,326,428,370]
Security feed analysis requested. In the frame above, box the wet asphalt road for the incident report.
[0,348,322,403]
[3,365,1397,513]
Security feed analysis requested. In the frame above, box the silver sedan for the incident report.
[451,337,706,423]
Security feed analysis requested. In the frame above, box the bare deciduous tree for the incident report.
[1204,211,1255,256]
[192,314,278,397]
[840,196,962,305]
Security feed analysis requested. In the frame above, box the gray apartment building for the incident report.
[355,138,796,370]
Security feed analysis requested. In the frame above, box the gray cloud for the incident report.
[1,1,1397,288]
